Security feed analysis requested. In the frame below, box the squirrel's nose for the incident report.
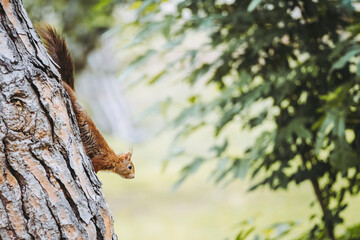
[127,173,135,179]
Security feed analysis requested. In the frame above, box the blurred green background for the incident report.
[26,0,360,239]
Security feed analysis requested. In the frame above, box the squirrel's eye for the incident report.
[128,164,132,170]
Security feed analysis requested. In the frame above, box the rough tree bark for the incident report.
[0,0,117,239]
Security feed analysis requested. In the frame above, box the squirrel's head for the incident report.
[113,151,135,179]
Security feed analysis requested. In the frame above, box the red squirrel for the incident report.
[36,24,135,179]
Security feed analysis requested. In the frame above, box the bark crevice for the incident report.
[1,134,32,239]
[27,75,55,143]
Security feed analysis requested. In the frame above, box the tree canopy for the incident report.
[121,0,360,239]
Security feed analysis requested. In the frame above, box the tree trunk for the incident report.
[0,0,117,239]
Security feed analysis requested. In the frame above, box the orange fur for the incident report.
[36,24,135,179]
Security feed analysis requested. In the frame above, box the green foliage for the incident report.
[122,0,360,239]
[339,223,360,240]
[230,218,301,240]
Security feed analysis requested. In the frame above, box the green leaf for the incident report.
[172,157,206,191]
[330,140,357,171]
[331,48,360,71]
[277,118,312,143]
[188,63,212,85]
[232,158,250,180]
[314,111,336,155]
[235,227,255,240]
[148,70,167,84]
[247,0,262,12]
[210,157,230,183]
[162,16,174,39]
[215,105,241,135]
[210,139,228,157]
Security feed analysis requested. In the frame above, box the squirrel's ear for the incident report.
[127,152,132,161]
[117,153,126,161]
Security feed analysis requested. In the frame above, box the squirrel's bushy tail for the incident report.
[35,23,74,89]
